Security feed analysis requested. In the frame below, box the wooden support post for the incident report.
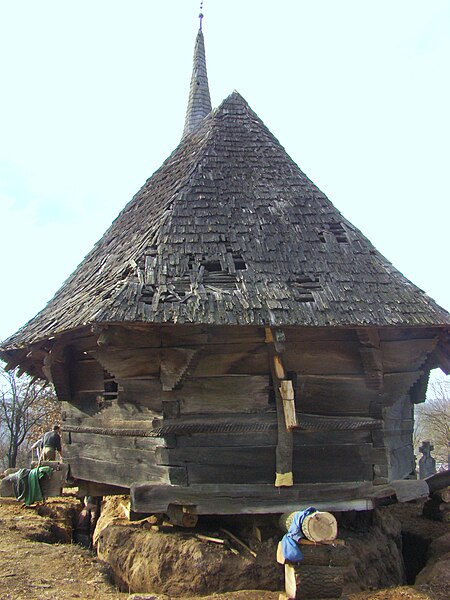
[166,504,198,528]
[277,540,347,566]
[279,380,297,430]
[284,562,351,599]
[274,355,286,379]
[266,328,294,487]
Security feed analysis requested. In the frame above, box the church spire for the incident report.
[182,15,212,138]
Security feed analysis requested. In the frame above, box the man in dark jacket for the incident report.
[41,424,62,461]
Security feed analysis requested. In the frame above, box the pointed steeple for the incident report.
[182,21,212,138]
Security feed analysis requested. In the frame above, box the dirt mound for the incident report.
[95,499,407,598]
[98,523,282,596]
[93,494,132,546]
[94,497,284,596]
[338,508,404,591]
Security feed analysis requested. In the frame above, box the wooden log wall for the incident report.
[57,324,440,494]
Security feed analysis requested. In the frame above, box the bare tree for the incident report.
[415,371,450,470]
[0,365,60,469]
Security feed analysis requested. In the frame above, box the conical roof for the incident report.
[3,91,449,349]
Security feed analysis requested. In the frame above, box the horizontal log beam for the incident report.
[131,482,375,515]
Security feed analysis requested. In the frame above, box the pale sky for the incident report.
[1,0,449,351]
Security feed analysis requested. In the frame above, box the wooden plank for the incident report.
[67,455,171,488]
[169,376,269,414]
[61,397,162,427]
[372,430,412,449]
[67,441,162,469]
[389,479,429,502]
[284,341,363,375]
[292,444,374,483]
[187,463,274,485]
[160,325,209,347]
[71,358,104,393]
[131,481,374,515]
[172,428,371,448]
[95,324,161,348]
[297,374,374,414]
[190,344,269,377]
[156,445,276,469]
[187,339,266,360]
[381,339,437,372]
[379,327,437,342]
[205,326,264,345]
[94,347,160,379]
[294,429,371,446]
[117,379,162,411]
[68,431,165,451]
[176,430,279,448]
[76,481,128,497]
[284,328,356,343]
[280,380,297,429]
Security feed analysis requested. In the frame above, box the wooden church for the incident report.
[1,22,449,517]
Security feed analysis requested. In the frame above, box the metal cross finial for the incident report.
[199,1,204,30]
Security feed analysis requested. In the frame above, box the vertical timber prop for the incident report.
[266,328,297,487]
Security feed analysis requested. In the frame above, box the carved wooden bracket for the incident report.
[43,343,72,401]
[160,348,200,391]
[357,328,384,391]
[434,335,450,375]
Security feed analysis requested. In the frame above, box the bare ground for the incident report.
[0,495,448,600]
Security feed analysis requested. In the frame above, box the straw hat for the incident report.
[301,511,338,542]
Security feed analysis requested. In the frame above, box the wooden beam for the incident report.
[357,328,384,391]
[166,504,198,528]
[434,342,450,375]
[277,540,349,566]
[95,324,161,348]
[131,481,374,515]
[273,355,286,379]
[284,562,352,599]
[279,380,297,430]
[267,328,294,487]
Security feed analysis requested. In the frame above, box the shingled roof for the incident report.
[2,30,449,351]
[182,27,212,138]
